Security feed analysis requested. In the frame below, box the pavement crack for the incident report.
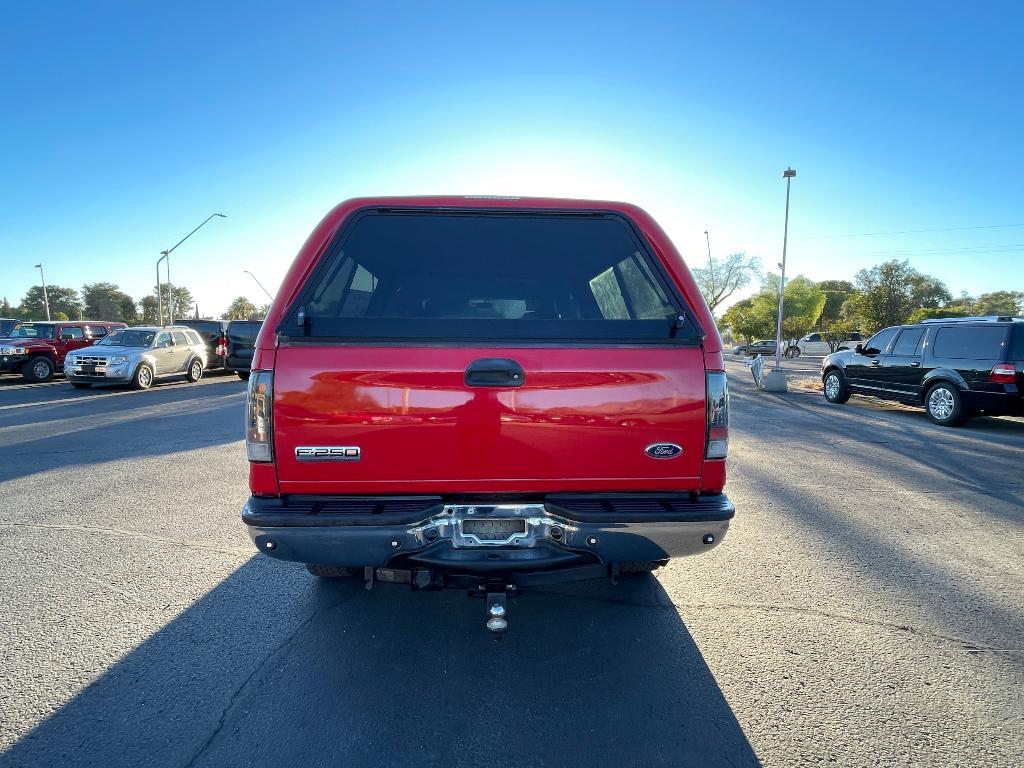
[0,521,252,557]
[180,594,352,768]
[669,600,1020,657]
[532,588,1018,657]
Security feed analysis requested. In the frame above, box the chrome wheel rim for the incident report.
[191,362,201,379]
[139,367,152,387]
[929,387,954,420]
[824,374,841,399]
[33,360,50,379]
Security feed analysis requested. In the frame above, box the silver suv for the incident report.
[64,325,208,389]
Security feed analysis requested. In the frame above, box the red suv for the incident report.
[0,321,126,382]
[242,197,731,632]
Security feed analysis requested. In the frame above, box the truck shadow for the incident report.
[0,558,761,768]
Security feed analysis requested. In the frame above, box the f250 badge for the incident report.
[295,446,361,461]
[645,443,682,459]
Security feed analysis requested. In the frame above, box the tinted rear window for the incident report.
[288,212,694,342]
[229,323,261,342]
[1009,326,1024,360]
[932,326,1007,359]
[183,321,224,340]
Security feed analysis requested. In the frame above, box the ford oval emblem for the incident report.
[645,443,683,459]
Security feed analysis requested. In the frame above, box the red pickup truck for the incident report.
[242,197,731,632]
[0,321,126,382]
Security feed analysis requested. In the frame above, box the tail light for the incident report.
[990,364,1017,384]
[215,335,227,357]
[246,370,274,462]
[706,371,729,459]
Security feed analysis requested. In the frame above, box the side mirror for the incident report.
[854,344,863,354]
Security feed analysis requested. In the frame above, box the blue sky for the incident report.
[1,1,1021,316]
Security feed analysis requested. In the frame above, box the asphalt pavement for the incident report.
[0,364,1021,767]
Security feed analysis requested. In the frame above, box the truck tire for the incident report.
[305,564,354,578]
[132,363,154,390]
[237,370,250,381]
[23,356,55,383]
[823,369,851,404]
[925,382,969,427]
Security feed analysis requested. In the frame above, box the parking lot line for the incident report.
[0,382,244,411]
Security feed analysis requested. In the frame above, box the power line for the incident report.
[802,223,1024,239]
[868,243,1024,257]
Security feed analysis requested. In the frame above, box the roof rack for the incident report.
[918,315,1023,324]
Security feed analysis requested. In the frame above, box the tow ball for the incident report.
[474,583,516,637]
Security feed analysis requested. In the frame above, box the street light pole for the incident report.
[703,229,715,302]
[34,264,50,321]
[773,168,796,371]
[156,213,226,327]
[156,252,168,326]
[243,270,275,302]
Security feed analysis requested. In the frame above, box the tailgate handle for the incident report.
[464,358,525,388]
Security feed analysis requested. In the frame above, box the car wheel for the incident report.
[71,382,92,389]
[823,369,851,404]
[237,370,250,381]
[785,346,800,358]
[925,382,968,426]
[186,359,203,383]
[23,356,55,383]
[132,363,154,390]
[305,564,354,578]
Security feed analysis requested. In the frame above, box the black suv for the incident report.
[180,320,228,370]
[226,320,262,380]
[821,316,1023,426]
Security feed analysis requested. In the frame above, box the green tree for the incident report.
[119,295,140,324]
[692,252,762,314]
[846,260,950,332]
[0,297,12,316]
[755,274,827,340]
[18,285,82,320]
[257,303,272,319]
[973,290,1023,316]
[908,273,952,309]
[222,296,258,320]
[721,297,771,343]
[150,284,195,323]
[83,282,137,322]
[907,306,972,323]
[139,295,159,324]
[821,317,859,353]
[816,280,856,326]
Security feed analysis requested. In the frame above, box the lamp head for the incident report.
[782,168,796,178]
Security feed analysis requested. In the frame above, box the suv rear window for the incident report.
[288,212,695,342]
[1011,326,1024,361]
[932,326,1007,359]
[228,322,261,342]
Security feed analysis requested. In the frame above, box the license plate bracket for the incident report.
[461,518,527,542]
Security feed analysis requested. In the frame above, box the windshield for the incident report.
[100,329,156,347]
[10,323,56,339]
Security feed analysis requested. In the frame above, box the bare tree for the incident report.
[692,252,761,313]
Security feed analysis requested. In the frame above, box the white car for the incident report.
[796,331,863,357]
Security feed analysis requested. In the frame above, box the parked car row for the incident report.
[821,316,1023,426]
[733,332,864,359]
[0,318,262,387]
